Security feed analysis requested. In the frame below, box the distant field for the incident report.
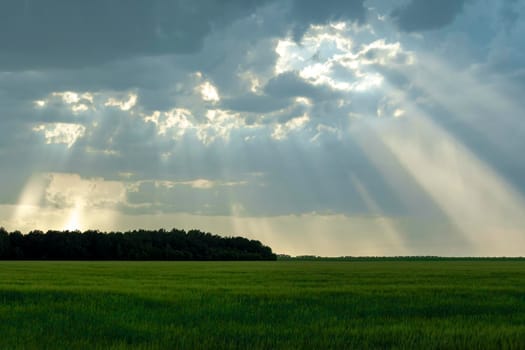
[0,261,524,349]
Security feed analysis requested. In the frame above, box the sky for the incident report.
[1,0,524,256]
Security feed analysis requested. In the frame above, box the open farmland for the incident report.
[0,260,524,349]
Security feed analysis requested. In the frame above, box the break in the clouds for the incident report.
[1,0,524,256]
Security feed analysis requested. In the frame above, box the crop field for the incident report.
[0,261,524,349]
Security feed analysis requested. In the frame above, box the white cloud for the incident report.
[237,70,263,93]
[199,81,220,103]
[144,108,193,137]
[33,123,86,148]
[143,107,248,145]
[272,113,310,140]
[145,107,247,145]
[104,93,138,111]
[33,91,97,114]
[274,23,413,94]
[33,100,47,108]
[72,104,89,113]
[186,179,215,189]
[197,109,246,144]
[354,39,414,66]
[52,91,82,104]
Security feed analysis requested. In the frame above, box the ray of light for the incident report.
[376,95,525,255]
[408,54,525,156]
[22,89,146,233]
[349,173,408,255]
[64,199,84,231]
[11,174,48,231]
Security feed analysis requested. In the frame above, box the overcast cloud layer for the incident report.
[1,0,524,256]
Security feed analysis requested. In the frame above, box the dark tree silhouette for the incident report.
[0,228,276,261]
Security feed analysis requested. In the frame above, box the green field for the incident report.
[1,261,524,349]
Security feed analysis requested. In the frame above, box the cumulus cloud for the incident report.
[32,123,86,148]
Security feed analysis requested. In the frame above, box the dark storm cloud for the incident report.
[221,94,291,113]
[392,0,468,32]
[0,0,369,71]
[0,0,271,70]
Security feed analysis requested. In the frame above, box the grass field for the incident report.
[0,261,524,349]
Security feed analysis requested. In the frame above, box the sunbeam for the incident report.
[64,199,84,231]
[11,174,48,230]
[402,54,525,159]
[350,173,407,254]
[1,0,524,257]
[378,95,525,255]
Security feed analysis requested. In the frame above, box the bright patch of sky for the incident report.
[32,123,86,148]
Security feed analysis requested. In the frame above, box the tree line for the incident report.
[0,228,276,261]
